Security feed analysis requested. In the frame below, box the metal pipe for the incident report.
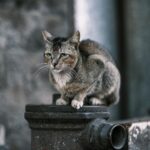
[109,124,127,149]
[81,119,127,150]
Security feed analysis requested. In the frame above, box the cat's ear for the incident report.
[70,31,80,44]
[42,30,53,43]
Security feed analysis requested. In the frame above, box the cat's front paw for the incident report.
[71,99,83,109]
[56,98,68,105]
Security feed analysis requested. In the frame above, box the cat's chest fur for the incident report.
[52,73,71,89]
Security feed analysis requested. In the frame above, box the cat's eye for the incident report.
[61,53,69,57]
[45,52,52,58]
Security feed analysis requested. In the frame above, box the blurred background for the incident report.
[0,0,150,149]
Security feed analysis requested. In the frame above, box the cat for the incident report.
[42,30,120,109]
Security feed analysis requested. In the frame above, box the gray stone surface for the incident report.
[0,0,73,149]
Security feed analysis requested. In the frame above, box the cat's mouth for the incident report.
[50,64,62,73]
[52,68,62,73]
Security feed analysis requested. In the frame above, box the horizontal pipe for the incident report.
[81,119,127,150]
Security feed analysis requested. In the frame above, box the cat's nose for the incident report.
[52,62,57,67]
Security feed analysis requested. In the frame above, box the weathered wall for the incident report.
[0,0,74,149]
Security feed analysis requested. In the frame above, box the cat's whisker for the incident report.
[36,63,48,67]
[33,65,49,78]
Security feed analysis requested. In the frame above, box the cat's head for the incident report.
[42,31,80,73]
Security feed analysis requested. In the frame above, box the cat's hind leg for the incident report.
[89,62,120,106]
[96,62,120,106]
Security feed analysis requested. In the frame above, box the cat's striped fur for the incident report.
[42,31,120,109]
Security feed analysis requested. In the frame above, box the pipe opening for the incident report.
[110,125,127,149]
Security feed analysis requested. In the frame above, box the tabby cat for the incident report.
[42,31,120,109]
